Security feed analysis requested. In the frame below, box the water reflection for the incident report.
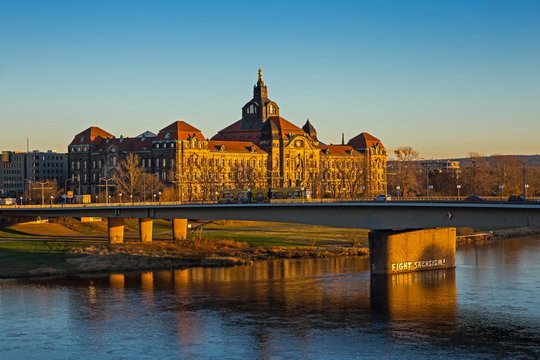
[1,239,539,359]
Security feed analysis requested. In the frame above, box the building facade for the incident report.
[0,150,68,198]
[68,70,386,199]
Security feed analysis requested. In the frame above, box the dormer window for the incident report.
[268,104,276,114]
[247,104,257,114]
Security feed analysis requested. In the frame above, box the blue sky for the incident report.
[1,0,539,158]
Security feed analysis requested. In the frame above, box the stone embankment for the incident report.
[457,227,540,246]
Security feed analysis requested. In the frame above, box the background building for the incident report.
[0,150,68,198]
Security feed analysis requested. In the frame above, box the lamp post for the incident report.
[130,194,133,204]
[499,185,504,202]
[158,191,161,202]
[119,193,123,204]
[33,181,53,206]
[50,195,53,205]
[99,177,113,204]
[525,184,529,199]
[396,186,400,199]
[456,184,461,201]
[428,185,433,201]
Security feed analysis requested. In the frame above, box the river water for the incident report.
[1,237,539,359]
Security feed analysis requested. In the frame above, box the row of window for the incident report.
[1,176,23,181]
[321,160,364,168]
[32,169,63,175]
[2,169,22,174]
[1,183,23,188]
[1,163,24,168]
[32,156,65,161]
[33,162,64,168]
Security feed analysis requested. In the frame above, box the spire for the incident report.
[253,67,268,99]
[257,67,264,86]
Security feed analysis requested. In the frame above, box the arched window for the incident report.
[268,104,276,114]
[248,104,256,114]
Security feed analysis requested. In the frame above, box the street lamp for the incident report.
[456,184,461,201]
[428,185,433,201]
[50,195,53,205]
[99,178,113,204]
[158,191,161,202]
[396,186,400,199]
[525,184,529,199]
[499,185,504,202]
[119,193,123,204]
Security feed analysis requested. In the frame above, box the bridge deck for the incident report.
[1,201,540,230]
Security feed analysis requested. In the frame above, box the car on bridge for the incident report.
[464,195,487,202]
[374,194,391,202]
[507,195,526,202]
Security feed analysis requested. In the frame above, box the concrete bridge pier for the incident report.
[108,218,125,244]
[139,218,153,243]
[172,219,188,241]
[368,227,456,275]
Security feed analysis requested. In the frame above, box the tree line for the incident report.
[388,147,540,198]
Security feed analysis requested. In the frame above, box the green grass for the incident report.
[194,223,369,247]
[202,220,297,230]
[0,240,96,277]
[0,227,34,238]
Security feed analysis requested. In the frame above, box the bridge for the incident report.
[2,201,539,274]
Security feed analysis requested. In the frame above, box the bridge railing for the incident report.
[1,196,538,209]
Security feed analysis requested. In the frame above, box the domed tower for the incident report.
[302,119,318,142]
[240,68,280,129]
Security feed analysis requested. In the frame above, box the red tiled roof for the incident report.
[318,145,360,155]
[91,136,154,153]
[267,116,302,132]
[347,132,384,149]
[70,127,114,145]
[211,120,264,144]
[160,121,201,133]
[155,121,206,141]
[208,140,266,154]
[212,116,311,143]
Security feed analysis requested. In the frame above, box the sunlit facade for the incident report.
[68,70,386,198]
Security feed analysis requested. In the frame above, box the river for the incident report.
[1,237,539,359]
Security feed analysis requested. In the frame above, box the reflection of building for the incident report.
[68,69,386,198]
[0,150,68,197]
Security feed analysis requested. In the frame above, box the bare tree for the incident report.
[25,179,62,204]
[389,146,422,197]
[138,172,164,201]
[197,157,224,200]
[113,153,144,200]
[230,162,261,190]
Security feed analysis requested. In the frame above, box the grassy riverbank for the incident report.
[0,240,95,277]
[0,219,369,278]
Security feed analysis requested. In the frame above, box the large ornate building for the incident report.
[68,70,386,199]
